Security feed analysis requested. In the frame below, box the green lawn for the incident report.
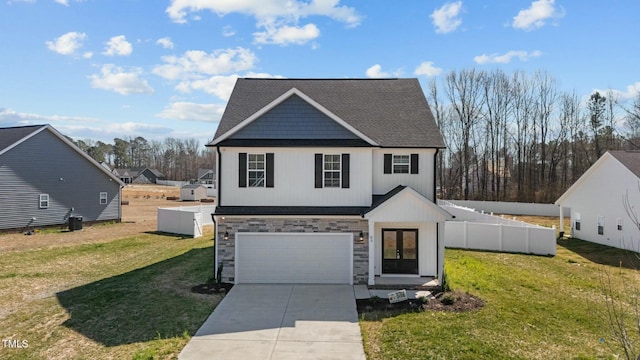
[360,238,640,360]
[0,231,220,360]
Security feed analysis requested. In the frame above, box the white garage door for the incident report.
[235,233,353,284]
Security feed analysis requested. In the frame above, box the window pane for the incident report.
[383,231,397,259]
[248,154,264,170]
[393,155,410,173]
[324,171,340,187]
[249,170,264,187]
[402,231,417,259]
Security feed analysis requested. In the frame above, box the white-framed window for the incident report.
[617,218,623,231]
[99,192,108,205]
[597,216,605,235]
[575,212,581,231]
[39,194,49,209]
[323,154,341,188]
[393,155,410,174]
[248,153,265,187]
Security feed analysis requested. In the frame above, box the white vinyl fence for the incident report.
[441,199,569,217]
[157,205,216,238]
[440,201,556,255]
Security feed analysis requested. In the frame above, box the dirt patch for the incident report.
[0,184,200,252]
[357,290,484,314]
[191,282,234,295]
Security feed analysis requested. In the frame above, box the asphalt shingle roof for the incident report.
[0,125,45,153]
[609,150,640,179]
[211,78,445,148]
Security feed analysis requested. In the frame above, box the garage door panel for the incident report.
[236,233,352,284]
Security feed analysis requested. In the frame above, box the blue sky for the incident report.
[1,0,638,147]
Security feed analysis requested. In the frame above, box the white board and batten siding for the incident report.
[372,148,436,200]
[219,147,372,207]
[235,233,353,284]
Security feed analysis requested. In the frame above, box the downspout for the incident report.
[433,148,439,202]
[214,146,222,281]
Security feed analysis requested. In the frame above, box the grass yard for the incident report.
[0,229,220,360]
[360,238,640,359]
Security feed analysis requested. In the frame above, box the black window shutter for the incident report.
[384,154,392,174]
[342,153,350,188]
[411,154,419,174]
[314,153,323,188]
[266,153,274,188]
[238,153,247,187]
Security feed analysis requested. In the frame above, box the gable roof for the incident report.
[555,150,640,205]
[609,150,640,179]
[210,78,445,148]
[363,185,452,221]
[0,124,125,186]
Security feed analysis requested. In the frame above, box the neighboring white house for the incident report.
[180,184,208,201]
[209,78,452,286]
[556,150,640,251]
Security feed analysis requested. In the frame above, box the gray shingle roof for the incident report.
[0,125,45,153]
[609,150,640,179]
[211,78,445,148]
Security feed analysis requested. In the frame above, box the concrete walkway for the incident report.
[179,284,366,360]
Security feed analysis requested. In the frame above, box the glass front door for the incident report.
[382,229,418,274]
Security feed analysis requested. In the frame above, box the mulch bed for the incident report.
[191,282,234,295]
[357,290,484,314]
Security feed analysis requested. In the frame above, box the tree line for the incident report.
[428,68,640,203]
[74,136,215,181]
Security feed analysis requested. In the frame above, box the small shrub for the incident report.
[441,294,456,306]
[441,270,452,292]
[370,296,385,305]
[417,296,430,305]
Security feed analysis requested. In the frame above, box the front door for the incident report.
[382,229,418,274]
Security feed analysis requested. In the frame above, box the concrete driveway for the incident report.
[179,284,366,360]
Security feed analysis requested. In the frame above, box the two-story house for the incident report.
[209,78,451,285]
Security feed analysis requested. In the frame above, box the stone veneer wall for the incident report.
[216,217,369,284]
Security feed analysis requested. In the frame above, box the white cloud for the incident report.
[153,47,257,80]
[474,50,542,64]
[512,0,564,31]
[254,23,320,45]
[414,61,443,77]
[593,82,640,101]
[166,0,361,25]
[90,64,154,95]
[365,64,390,78]
[0,108,99,126]
[176,72,283,100]
[45,32,87,55]
[222,25,236,37]
[82,51,93,59]
[165,0,360,46]
[156,37,174,49]
[431,1,463,34]
[103,35,133,56]
[156,102,225,122]
[55,0,69,5]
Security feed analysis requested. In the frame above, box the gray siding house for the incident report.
[0,124,125,230]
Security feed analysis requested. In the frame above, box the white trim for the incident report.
[323,153,341,188]
[99,192,108,205]
[235,232,353,285]
[210,88,379,146]
[247,153,266,188]
[39,194,49,209]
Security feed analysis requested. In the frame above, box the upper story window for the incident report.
[239,153,274,188]
[39,194,49,209]
[315,153,350,189]
[99,192,108,205]
[384,153,419,174]
[393,155,410,174]
[248,153,265,187]
[323,154,341,188]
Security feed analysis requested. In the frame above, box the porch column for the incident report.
[368,221,375,285]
